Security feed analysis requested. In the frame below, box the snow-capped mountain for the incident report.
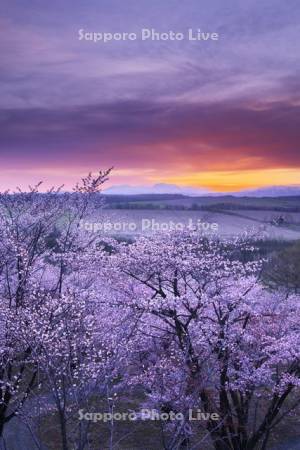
[103,183,210,196]
[233,186,300,197]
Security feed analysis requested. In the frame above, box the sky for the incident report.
[0,0,300,191]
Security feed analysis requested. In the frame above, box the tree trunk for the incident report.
[58,409,69,450]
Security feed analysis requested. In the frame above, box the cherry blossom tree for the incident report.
[0,170,112,448]
[100,231,300,450]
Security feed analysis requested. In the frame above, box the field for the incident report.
[103,194,300,212]
[96,194,300,241]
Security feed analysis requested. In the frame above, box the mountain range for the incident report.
[103,183,300,197]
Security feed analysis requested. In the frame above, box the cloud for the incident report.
[0,94,299,173]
